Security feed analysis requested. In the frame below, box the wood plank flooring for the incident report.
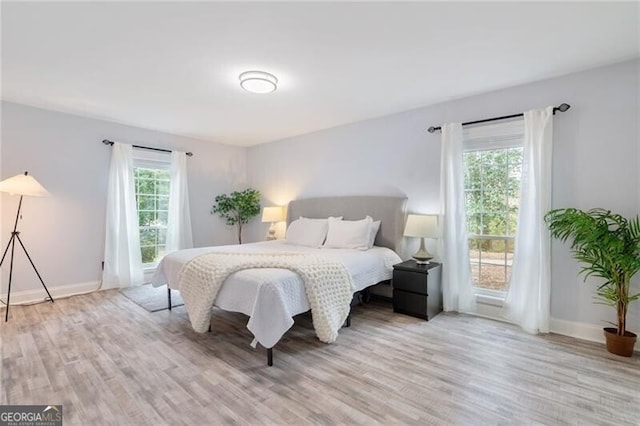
[1,290,639,425]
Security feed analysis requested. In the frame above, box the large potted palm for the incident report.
[545,208,640,356]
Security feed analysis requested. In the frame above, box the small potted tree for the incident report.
[211,188,261,244]
[545,208,640,356]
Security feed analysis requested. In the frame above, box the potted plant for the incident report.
[545,208,640,357]
[211,188,261,244]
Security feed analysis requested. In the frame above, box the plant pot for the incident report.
[603,327,637,357]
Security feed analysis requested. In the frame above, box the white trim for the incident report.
[471,298,608,345]
[476,293,504,307]
[102,264,155,289]
[549,317,606,344]
[143,266,156,283]
[0,278,612,347]
[463,118,524,151]
[474,300,506,320]
[474,294,604,343]
[132,147,171,167]
[1,281,101,305]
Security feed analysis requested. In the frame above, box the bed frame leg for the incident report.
[208,323,212,332]
[345,314,351,328]
[167,287,172,311]
[267,348,273,366]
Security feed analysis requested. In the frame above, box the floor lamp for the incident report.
[0,171,53,321]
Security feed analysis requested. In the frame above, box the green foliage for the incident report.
[545,208,640,335]
[464,148,523,291]
[464,148,522,244]
[134,167,170,264]
[211,188,261,244]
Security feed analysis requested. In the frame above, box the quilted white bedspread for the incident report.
[151,240,402,348]
[179,252,355,344]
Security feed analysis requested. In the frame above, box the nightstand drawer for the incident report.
[393,270,428,294]
[391,261,442,321]
[393,290,428,320]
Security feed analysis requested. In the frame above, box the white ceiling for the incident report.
[2,2,638,147]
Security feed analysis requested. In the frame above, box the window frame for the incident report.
[132,149,171,269]
[463,119,524,298]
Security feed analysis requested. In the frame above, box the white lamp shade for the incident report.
[261,206,285,223]
[0,172,50,197]
[403,214,439,238]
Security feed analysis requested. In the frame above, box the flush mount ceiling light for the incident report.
[239,71,278,94]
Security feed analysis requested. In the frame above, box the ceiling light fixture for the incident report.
[239,71,278,94]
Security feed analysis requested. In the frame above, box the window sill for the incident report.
[475,293,504,307]
[143,265,158,283]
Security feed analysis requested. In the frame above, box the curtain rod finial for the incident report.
[427,127,436,133]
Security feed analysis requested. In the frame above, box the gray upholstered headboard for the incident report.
[287,196,408,252]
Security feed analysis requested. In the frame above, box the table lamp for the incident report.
[403,214,439,264]
[261,206,285,240]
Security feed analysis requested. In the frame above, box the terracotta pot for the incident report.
[603,327,637,357]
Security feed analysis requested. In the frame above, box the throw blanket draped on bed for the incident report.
[178,252,356,343]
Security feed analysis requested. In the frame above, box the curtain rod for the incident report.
[102,139,193,157]
[427,103,571,133]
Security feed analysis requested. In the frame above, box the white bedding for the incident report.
[151,240,401,348]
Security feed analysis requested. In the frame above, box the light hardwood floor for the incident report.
[1,290,639,425]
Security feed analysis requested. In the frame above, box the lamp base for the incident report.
[412,237,433,265]
[266,224,277,241]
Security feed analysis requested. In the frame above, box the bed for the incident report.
[151,195,407,365]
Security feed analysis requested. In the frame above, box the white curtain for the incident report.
[503,107,554,333]
[166,151,193,253]
[103,142,143,288]
[439,123,475,313]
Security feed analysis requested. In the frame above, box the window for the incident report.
[133,151,170,266]
[463,121,524,295]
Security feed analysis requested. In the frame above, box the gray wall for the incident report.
[0,101,246,292]
[1,59,637,332]
[246,59,639,330]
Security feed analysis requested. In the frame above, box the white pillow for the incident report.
[285,218,328,247]
[367,220,381,249]
[323,216,373,250]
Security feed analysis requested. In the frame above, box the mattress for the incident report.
[151,240,402,347]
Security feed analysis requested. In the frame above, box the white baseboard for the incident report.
[1,281,102,305]
[475,299,606,344]
[549,317,606,344]
[475,300,505,320]
[143,268,156,283]
[0,280,612,347]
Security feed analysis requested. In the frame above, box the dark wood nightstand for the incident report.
[392,260,442,320]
